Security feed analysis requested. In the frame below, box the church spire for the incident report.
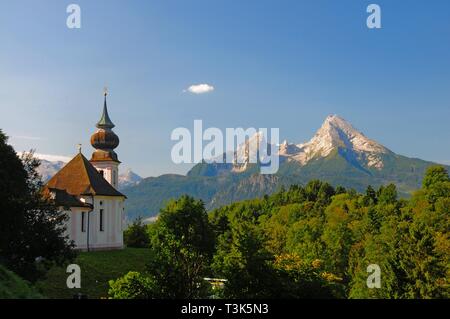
[90,88,120,164]
[96,89,115,129]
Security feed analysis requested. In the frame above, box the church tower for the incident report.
[90,90,120,189]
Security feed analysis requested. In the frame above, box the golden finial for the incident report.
[103,86,108,97]
[77,143,82,153]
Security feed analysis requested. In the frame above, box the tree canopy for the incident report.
[0,129,75,282]
[109,167,449,299]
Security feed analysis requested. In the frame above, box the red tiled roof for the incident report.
[44,153,125,198]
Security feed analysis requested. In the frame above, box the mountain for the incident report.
[118,169,143,190]
[124,115,448,220]
[280,115,390,168]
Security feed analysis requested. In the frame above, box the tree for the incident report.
[422,166,449,190]
[212,215,280,298]
[321,194,354,280]
[108,271,156,299]
[363,185,377,205]
[0,130,75,282]
[395,222,448,298]
[391,170,450,298]
[272,254,339,298]
[124,217,150,248]
[377,184,398,205]
[146,195,215,298]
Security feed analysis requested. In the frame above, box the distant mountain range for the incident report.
[122,115,449,220]
[32,115,448,221]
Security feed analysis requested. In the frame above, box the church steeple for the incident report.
[90,89,121,189]
[97,91,115,129]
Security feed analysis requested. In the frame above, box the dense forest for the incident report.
[117,165,449,299]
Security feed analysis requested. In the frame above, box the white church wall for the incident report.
[66,196,124,251]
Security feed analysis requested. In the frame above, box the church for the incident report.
[44,92,126,251]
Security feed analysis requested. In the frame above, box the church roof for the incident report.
[44,188,93,209]
[45,153,125,198]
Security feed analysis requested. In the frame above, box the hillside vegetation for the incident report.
[111,165,449,299]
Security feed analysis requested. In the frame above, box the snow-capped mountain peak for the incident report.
[204,115,391,172]
[118,169,143,189]
[290,115,390,168]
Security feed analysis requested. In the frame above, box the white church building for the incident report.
[44,92,126,251]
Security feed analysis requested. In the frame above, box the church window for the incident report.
[100,209,104,231]
[81,212,86,232]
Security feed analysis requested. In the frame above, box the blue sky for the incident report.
[1,0,449,176]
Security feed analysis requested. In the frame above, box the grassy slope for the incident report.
[35,248,153,299]
[0,265,42,299]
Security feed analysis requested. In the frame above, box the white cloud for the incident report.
[184,83,215,94]
[17,152,71,163]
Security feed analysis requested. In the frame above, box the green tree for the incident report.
[363,185,377,206]
[377,184,398,205]
[212,215,280,298]
[0,130,75,282]
[272,254,339,298]
[422,165,449,190]
[321,194,354,280]
[108,271,156,299]
[124,217,150,248]
[395,222,448,298]
[147,195,215,298]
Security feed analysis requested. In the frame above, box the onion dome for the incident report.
[91,129,119,150]
[90,91,120,163]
